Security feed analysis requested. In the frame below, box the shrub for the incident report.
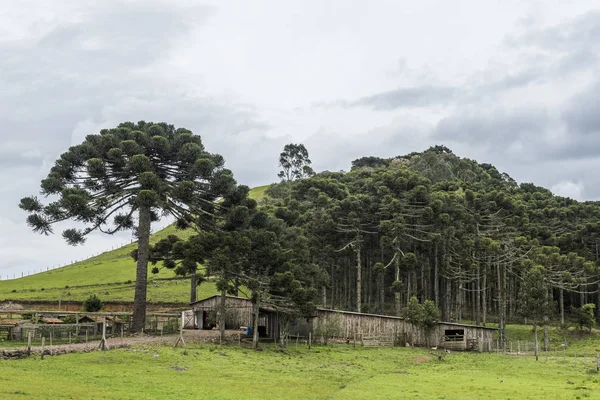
[83,294,103,312]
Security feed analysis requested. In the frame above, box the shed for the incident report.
[310,308,496,351]
[189,295,281,339]
[0,319,19,340]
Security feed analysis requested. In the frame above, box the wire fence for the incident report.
[0,313,180,349]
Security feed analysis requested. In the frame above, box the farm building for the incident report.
[187,295,496,351]
[188,295,282,339]
[0,319,19,340]
[311,308,496,351]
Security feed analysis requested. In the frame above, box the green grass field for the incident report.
[0,185,269,304]
[1,344,599,399]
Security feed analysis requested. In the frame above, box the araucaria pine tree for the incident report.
[19,121,236,332]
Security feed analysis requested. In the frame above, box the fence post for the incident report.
[309,333,312,350]
[174,311,186,348]
[41,337,45,360]
[50,332,53,356]
[518,340,520,354]
[27,331,32,356]
[596,353,599,372]
[99,317,108,350]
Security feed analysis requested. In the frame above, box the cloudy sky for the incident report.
[1,0,600,278]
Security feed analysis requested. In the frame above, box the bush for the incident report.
[573,304,595,332]
[83,294,103,312]
[314,313,343,344]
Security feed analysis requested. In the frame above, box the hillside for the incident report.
[0,185,270,304]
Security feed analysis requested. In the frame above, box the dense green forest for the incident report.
[256,145,600,345]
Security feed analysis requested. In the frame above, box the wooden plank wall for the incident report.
[191,297,254,328]
[313,309,495,350]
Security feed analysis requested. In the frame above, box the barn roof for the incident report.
[0,319,19,326]
[438,321,498,330]
[315,308,497,331]
[190,295,250,305]
[40,317,63,324]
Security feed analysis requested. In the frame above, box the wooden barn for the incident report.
[188,295,281,339]
[187,296,496,351]
[311,308,496,351]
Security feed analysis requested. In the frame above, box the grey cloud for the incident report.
[351,86,457,110]
[562,81,600,136]
[507,11,600,51]
[505,11,600,76]
[434,107,550,148]
[305,118,432,173]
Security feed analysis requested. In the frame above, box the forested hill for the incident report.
[263,145,600,334]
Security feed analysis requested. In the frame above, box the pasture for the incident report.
[1,343,599,399]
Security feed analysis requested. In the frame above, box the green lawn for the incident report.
[1,344,598,399]
[0,185,269,304]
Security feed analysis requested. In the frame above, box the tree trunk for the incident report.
[252,291,260,350]
[544,286,550,351]
[378,271,385,314]
[496,262,504,348]
[534,320,539,361]
[232,279,239,297]
[560,287,565,326]
[190,273,198,304]
[219,289,226,343]
[476,266,481,326]
[356,246,362,313]
[322,285,327,308]
[482,264,487,326]
[434,242,439,306]
[131,205,151,333]
[394,253,401,316]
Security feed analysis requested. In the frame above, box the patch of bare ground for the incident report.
[413,355,431,364]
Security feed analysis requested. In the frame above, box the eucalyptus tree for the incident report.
[278,143,315,182]
[19,121,236,332]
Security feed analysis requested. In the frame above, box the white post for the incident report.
[99,317,108,350]
[174,311,186,348]
[27,331,32,355]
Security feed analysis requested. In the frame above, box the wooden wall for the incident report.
[191,297,254,329]
[312,309,495,351]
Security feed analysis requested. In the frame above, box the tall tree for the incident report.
[278,143,315,182]
[19,121,236,332]
[519,265,550,361]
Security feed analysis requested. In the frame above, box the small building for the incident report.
[189,295,281,339]
[311,308,496,351]
[0,319,19,340]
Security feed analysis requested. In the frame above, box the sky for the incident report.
[1,0,600,278]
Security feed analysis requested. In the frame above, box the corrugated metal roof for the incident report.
[315,308,497,330]
[190,295,250,305]
[41,317,63,324]
[0,319,19,326]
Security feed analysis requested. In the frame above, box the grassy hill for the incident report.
[0,185,270,304]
